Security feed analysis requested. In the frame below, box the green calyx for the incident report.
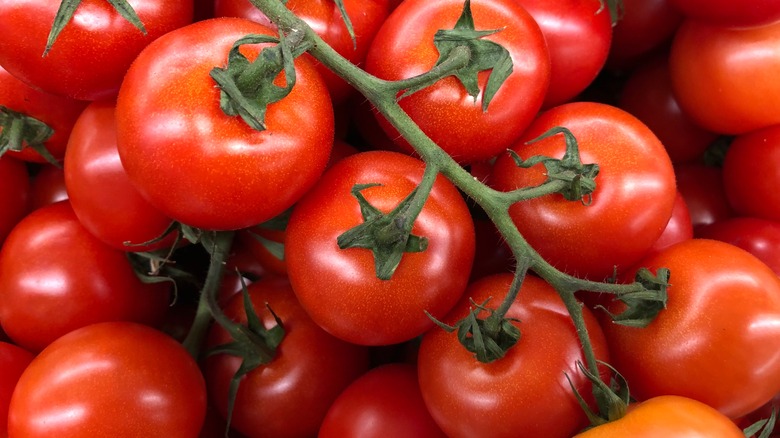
[600,267,670,328]
[210,32,312,131]
[567,360,631,429]
[45,0,146,56]
[0,106,59,167]
[511,126,599,204]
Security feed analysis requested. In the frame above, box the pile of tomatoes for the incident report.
[2,0,780,437]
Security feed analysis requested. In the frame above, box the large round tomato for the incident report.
[64,100,177,252]
[490,102,677,280]
[417,273,610,438]
[285,150,475,345]
[364,0,550,164]
[606,0,682,70]
[203,276,370,438]
[8,322,206,437]
[601,239,780,419]
[28,165,68,211]
[116,17,334,230]
[644,191,693,258]
[0,342,33,437]
[0,156,28,245]
[574,395,744,437]
[697,217,780,276]
[0,0,193,101]
[668,0,780,27]
[669,19,780,135]
[674,162,734,231]
[0,201,170,352]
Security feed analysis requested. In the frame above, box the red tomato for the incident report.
[574,395,744,437]
[617,55,718,164]
[0,156,28,245]
[0,65,88,164]
[215,0,390,103]
[644,191,693,258]
[28,164,68,211]
[116,18,334,230]
[602,239,780,419]
[0,342,34,437]
[0,0,193,101]
[697,217,780,276]
[365,0,551,164]
[606,0,682,70]
[203,276,370,438]
[669,19,780,135]
[675,162,734,230]
[319,363,446,438]
[285,151,475,345]
[0,201,170,352]
[8,322,206,437]
[516,0,612,108]
[490,102,677,280]
[64,100,178,251]
[722,124,780,222]
[417,273,610,438]
[668,0,780,27]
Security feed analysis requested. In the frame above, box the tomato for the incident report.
[0,156,28,245]
[675,162,734,230]
[0,201,170,352]
[722,124,780,222]
[203,276,370,438]
[644,191,693,258]
[697,217,780,276]
[0,0,193,101]
[0,65,88,164]
[516,0,613,108]
[8,322,206,437]
[28,164,68,211]
[364,0,550,164]
[668,0,780,27]
[574,395,744,437]
[215,0,390,103]
[490,102,677,280]
[319,363,446,438]
[469,217,514,281]
[417,273,610,438]
[617,55,718,164]
[285,150,475,345]
[0,342,34,438]
[606,0,682,70]
[669,19,780,135]
[116,17,334,231]
[601,239,780,419]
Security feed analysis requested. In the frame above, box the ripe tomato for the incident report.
[0,0,193,101]
[364,0,550,164]
[64,100,178,251]
[574,395,744,437]
[606,0,682,70]
[116,17,334,230]
[668,0,780,27]
[675,162,734,230]
[319,363,446,438]
[697,217,780,276]
[644,191,693,258]
[722,124,780,222]
[28,164,68,211]
[669,19,780,135]
[8,322,207,437]
[0,156,28,245]
[417,273,610,438]
[602,239,780,419]
[215,0,390,103]
[0,201,170,352]
[0,342,34,438]
[516,0,613,108]
[203,276,370,438]
[490,102,677,280]
[285,150,475,345]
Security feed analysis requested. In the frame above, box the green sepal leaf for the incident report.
[744,407,777,438]
[430,0,513,111]
[598,0,624,26]
[126,250,200,307]
[600,267,670,328]
[567,360,631,431]
[333,0,356,49]
[247,229,285,263]
[45,0,146,56]
[0,106,58,167]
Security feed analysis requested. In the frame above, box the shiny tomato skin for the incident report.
[204,276,370,438]
[0,0,193,101]
[490,102,677,280]
[0,201,170,352]
[318,363,447,438]
[64,100,177,251]
[669,19,780,135]
[574,395,744,437]
[0,156,28,246]
[602,239,780,419]
[417,273,610,438]
[644,191,693,258]
[516,0,612,108]
[8,322,207,438]
[675,163,734,230]
[28,164,68,211]
[285,151,476,346]
[697,217,780,276]
[0,342,34,437]
[116,18,334,231]
[365,0,551,164]
[606,0,682,70]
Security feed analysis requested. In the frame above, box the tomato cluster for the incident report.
[1,0,780,437]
